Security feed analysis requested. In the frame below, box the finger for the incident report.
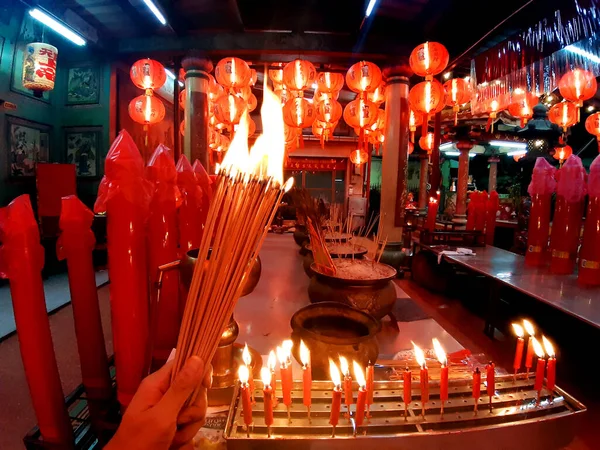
[127,359,175,413]
[172,420,206,448]
[203,364,213,389]
[157,356,204,417]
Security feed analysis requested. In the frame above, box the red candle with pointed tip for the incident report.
[420,367,429,403]
[534,358,546,392]
[344,375,353,406]
[264,386,274,427]
[355,386,367,426]
[403,368,412,404]
[486,363,495,397]
[546,357,556,391]
[473,368,481,399]
[525,338,535,369]
[366,363,375,406]
[440,365,449,402]
[513,337,524,371]
[281,364,293,407]
[303,365,312,407]
[241,383,253,426]
[330,387,342,426]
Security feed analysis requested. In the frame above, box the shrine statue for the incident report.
[405,192,417,209]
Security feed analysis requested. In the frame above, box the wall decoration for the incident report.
[7,116,51,177]
[66,66,100,105]
[65,127,101,177]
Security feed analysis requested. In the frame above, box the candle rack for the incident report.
[225,374,585,450]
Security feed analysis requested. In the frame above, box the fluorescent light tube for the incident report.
[489,140,527,149]
[565,45,600,64]
[29,8,86,46]
[507,150,527,156]
[365,0,378,17]
[439,142,454,150]
[165,68,184,87]
[444,151,475,157]
[142,0,167,25]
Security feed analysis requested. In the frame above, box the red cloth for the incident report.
[36,163,76,217]
[485,191,499,245]
[177,156,203,255]
[579,155,600,285]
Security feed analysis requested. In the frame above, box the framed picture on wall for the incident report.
[66,66,100,105]
[64,127,101,178]
[6,116,51,177]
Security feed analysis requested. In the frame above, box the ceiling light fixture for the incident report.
[142,0,167,25]
[365,0,378,17]
[444,151,475,157]
[507,149,527,156]
[587,105,595,112]
[565,45,600,64]
[165,68,184,87]
[28,8,86,46]
[489,140,527,149]
[443,72,451,80]
[439,142,454,150]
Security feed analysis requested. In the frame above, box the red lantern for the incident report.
[247,118,257,137]
[283,59,317,91]
[316,98,342,124]
[312,120,337,147]
[213,93,246,126]
[128,94,166,125]
[179,89,186,110]
[408,141,414,155]
[316,72,345,93]
[314,89,340,103]
[346,61,382,94]
[508,90,538,126]
[369,109,386,133]
[130,58,167,90]
[247,93,258,112]
[349,149,369,165]
[208,129,221,151]
[409,42,449,79]
[249,69,257,86]
[215,57,251,88]
[343,98,378,129]
[443,78,471,125]
[559,69,597,107]
[367,84,386,105]
[549,101,578,132]
[282,97,316,129]
[208,75,224,102]
[419,132,435,154]
[233,85,252,101]
[553,145,573,162]
[484,94,510,132]
[268,68,284,85]
[409,79,445,116]
[585,112,600,146]
[179,119,185,136]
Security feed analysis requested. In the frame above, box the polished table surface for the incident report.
[422,243,600,329]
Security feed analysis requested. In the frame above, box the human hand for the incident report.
[106,356,212,450]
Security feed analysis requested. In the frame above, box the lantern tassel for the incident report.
[453,105,459,126]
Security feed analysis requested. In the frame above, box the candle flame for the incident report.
[238,364,249,384]
[261,367,271,387]
[542,336,555,358]
[276,346,286,367]
[242,343,251,366]
[512,323,524,338]
[282,339,293,360]
[412,342,426,369]
[532,337,545,358]
[353,361,366,388]
[267,350,277,371]
[339,355,350,376]
[432,338,447,366]
[329,359,342,387]
[300,340,310,367]
[523,319,535,336]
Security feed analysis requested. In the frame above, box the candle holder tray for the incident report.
[225,374,585,450]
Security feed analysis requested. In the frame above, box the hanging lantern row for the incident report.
[128,58,167,129]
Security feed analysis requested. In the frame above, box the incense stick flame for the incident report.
[432,338,447,366]
[300,340,310,367]
[523,319,535,336]
[353,361,366,388]
[329,359,342,387]
[339,355,350,376]
[238,364,249,384]
[512,323,524,338]
[412,342,426,369]
[532,337,545,358]
[261,367,271,387]
[542,336,555,358]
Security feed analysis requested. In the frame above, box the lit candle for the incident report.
[523,319,536,378]
[261,367,274,437]
[486,362,495,412]
[403,367,412,420]
[512,323,525,382]
[532,337,546,404]
[277,346,293,422]
[300,340,312,421]
[425,197,439,232]
[242,344,255,404]
[543,336,556,392]
[238,365,252,437]
[267,350,278,405]
[353,361,367,430]
[366,361,374,418]
[433,339,448,418]
[413,342,428,418]
[472,368,481,414]
[339,356,353,418]
[282,339,294,366]
[329,359,342,437]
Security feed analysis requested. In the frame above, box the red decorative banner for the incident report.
[285,157,347,171]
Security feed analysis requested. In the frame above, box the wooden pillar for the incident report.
[380,63,412,242]
[429,112,442,194]
[488,156,499,192]
[453,142,473,224]
[182,55,213,170]
[418,154,429,214]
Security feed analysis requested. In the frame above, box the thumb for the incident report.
[156,356,204,417]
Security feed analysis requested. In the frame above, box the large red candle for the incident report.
[512,323,525,377]
[475,190,488,231]
[579,155,600,285]
[281,364,293,407]
[176,155,202,255]
[525,158,555,267]
[440,365,448,402]
[485,190,499,245]
[0,195,74,444]
[57,196,112,402]
[433,338,448,404]
[300,340,312,411]
[94,130,152,408]
[425,196,439,232]
[420,367,429,404]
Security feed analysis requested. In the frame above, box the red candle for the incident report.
[472,368,481,399]
[353,362,367,427]
[512,324,525,372]
[329,360,342,427]
[281,365,293,407]
[261,368,274,428]
[267,351,278,404]
[425,196,439,232]
[302,366,312,407]
[239,366,252,427]
[534,357,546,392]
[486,362,495,398]
[242,344,255,403]
[523,320,536,371]
[543,336,557,391]
[366,362,375,407]
[420,367,429,403]
[403,368,412,405]
[339,356,353,407]
[433,339,448,403]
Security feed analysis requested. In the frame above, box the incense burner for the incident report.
[293,224,309,247]
[378,241,409,277]
[302,244,368,277]
[308,260,397,320]
[290,302,380,378]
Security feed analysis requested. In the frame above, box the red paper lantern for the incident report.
[130,58,167,90]
[316,72,345,93]
[349,149,368,165]
[316,98,342,124]
[268,68,284,85]
[553,145,573,161]
[409,79,445,115]
[179,119,185,136]
[213,93,246,126]
[249,69,257,86]
[282,97,316,129]
[585,112,600,143]
[408,141,414,155]
[367,84,386,105]
[444,78,471,124]
[343,98,378,129]
[409,109,423,135]
[369,109,386,133]
[346,61,382,94]
[283,59,317,91]
[208,75,224,102]
[559,69,597,107]
[233,85,252,101]
[217,134,231,152]
[247,118,256,137]
[409,42,449,79]
[312,120,337,146]
[128,94,166,125]
[508,90,538,125]
[549,101,578,131]
[247,93,258,112]
[419,132,435,153]
[208,129,221,151]
[313,89,340,103]
[369,130,385,145]
[215,57,251,88]
[179,89,186,110]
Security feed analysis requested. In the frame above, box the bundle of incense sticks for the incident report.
[172,80,292,398]
[307,218,335,275]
